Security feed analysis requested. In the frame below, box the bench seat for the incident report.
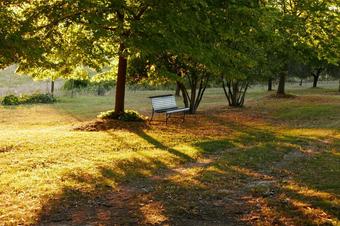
[164,107,190,114]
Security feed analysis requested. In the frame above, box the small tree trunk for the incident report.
[277,73,285,95]
[189,78,197,114]
[299,79,303,86]
[71,80,74,98]
[231,81,239,104]
[175,82,181,96]
[312,74,319,88]
[178,83,189,107]
[114,44,127,115]
[97,85,105,96]
[268,78,273,91]
[312,68,323,88]
[222,79,248,107]
[178,74,209,114]
[50,80,55,96]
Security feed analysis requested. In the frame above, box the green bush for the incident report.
[1,93,56,106]
[97,110,146,121]
[63,79,90,90]
[97,110,116,119]
[1,95,20,105]
[63,79,114,96]
[22,93,56,104]
[118,110,145,122]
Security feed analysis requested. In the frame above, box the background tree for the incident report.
[213,0,269,106]
[325,64,340,92]
[287,61,310,86]
[290,0,339,89]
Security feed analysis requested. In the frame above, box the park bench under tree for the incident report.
[149,94,190,124]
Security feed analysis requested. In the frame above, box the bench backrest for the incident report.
[150,94,177,111]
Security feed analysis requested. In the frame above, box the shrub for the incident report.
[63,79,114,96]
[97,110,146,121]
[118,110,145,122]
[1,95,20,105]
[97,110,116,119]
[1,93,56,106]
[22,93,56,104]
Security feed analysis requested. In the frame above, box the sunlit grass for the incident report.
[0,87,339,224]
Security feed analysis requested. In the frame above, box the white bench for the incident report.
[149,94,190,124]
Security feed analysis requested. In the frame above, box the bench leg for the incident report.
[182,111,186,122]
[166,113,170,125]
[149,110,155,123]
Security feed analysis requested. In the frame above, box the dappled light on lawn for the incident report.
[0,89,339,224]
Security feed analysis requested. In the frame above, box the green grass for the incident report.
[0,85,339,225]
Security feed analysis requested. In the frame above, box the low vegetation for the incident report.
[1,93,56,106]
[98,109,146,122]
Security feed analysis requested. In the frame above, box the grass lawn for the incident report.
[0,86,339,225]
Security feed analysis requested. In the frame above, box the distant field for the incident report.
[54,84,340,121]
[0,65,61,96]
[0,64,339,98]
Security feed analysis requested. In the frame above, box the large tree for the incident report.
[20,0,214,116]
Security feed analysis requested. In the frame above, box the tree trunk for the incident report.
[50,80,55,96]
[312,74,319,88]
[97,84,105,96]
[299,79,303,86]
[178,83,189,108]
[189,78,197,114]
[312,68,323,88]
[71,80,74,98]
[178,73,209,114]
[268,78,273,91]
[222,79,248,107]
[277,73,285,95]
[114,44,127,115]
[175,82,181,96]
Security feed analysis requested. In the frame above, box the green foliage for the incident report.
[21,93,56,104]
[0,1,43,69]
[63,79,115,96]
[1,95,20,105]
[5,0,339,110]
[118,110,146,122]
[97,109,145,122]
[1,93,56,106]
[63,80,90,90]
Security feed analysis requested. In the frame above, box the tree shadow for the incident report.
[35,141,249,225]
[191,114,340,224]
[34,110,339,225]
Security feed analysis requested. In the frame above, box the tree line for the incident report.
[1,0,339,115]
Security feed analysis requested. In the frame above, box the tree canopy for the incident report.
[2,0,339,110]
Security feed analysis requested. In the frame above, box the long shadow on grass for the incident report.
[196,113,340,224]
[35,139,249,225]
[194,138,340,225]
[75,120,195,162]
[35,114,339,225]
[130,128,194,162]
